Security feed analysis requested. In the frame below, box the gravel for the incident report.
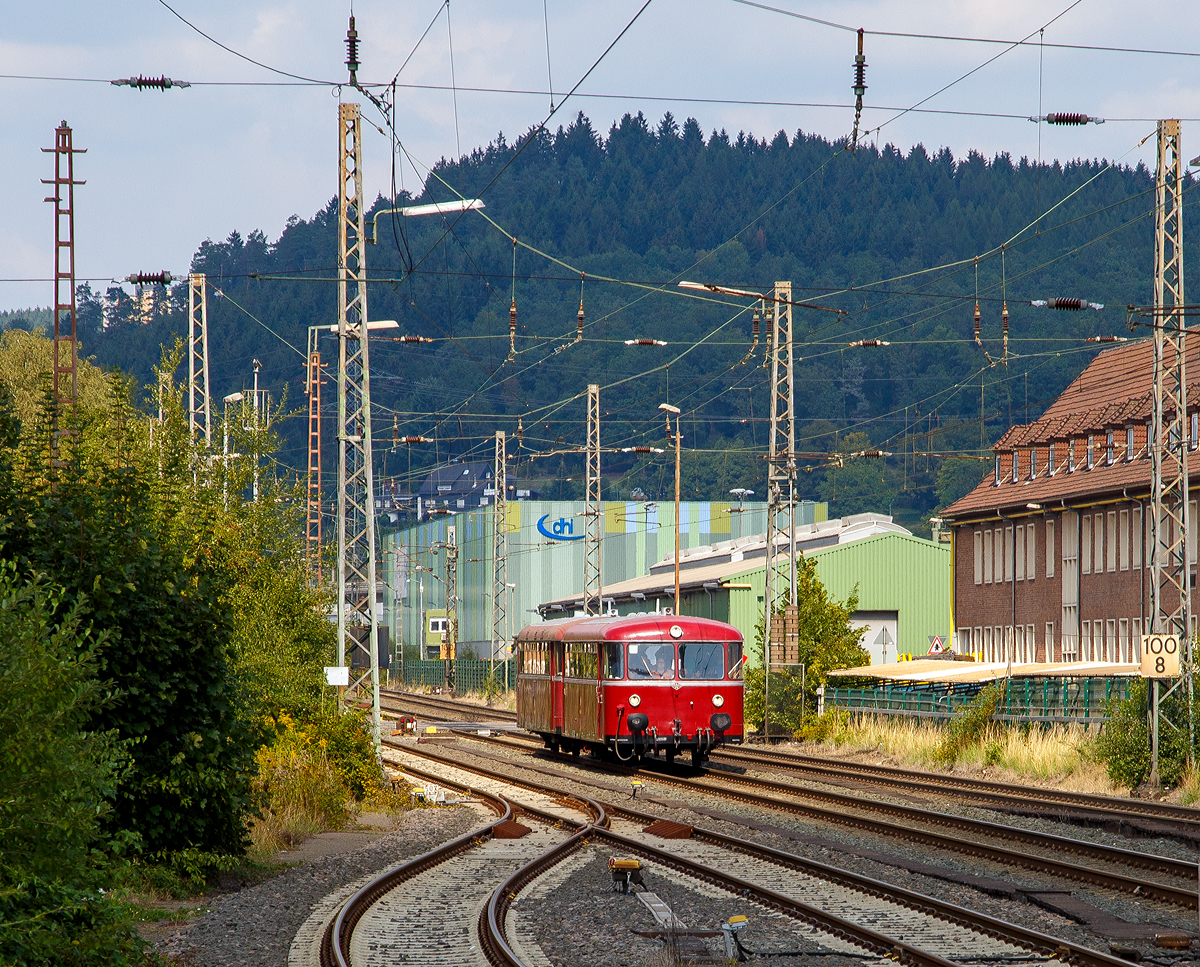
[154,805,482,967]
[518,845,874,967]
[419,739,1200,956]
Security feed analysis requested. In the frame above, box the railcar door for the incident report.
[551,642,565,735]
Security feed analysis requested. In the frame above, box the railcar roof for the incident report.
[514,613,742,643]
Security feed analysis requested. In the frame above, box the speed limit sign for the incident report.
[1140,634,1180,678]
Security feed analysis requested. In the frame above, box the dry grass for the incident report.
[798,714,1123,794]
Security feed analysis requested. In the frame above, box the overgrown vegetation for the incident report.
[796,710,1114,790]
[0,331,391,959]
[1093,678,1198,789]
[744,555,868,733]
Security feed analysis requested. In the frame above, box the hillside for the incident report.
[74,112,1186,533]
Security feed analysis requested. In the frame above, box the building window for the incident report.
[1105,619,1116,662]
[995,528,1004,583]
[1004,526,1014,583]
[994,453,1001,485]
[983,530,993,584]
[1068,439,1076,471]
[1095,513,1104,573]
[1087,435,1095,469]
[974,529,983,585]
[1049,443,1057,475]
[1045,621,1055,662]
[1119,509,1130,571]
[1146,420,1154,456]
[1133,618,1142,660]
[1015,526,1025,581]
[1026,623,1036,663]
[1106,511,1117,572]
[1012,450,1019,483]
[1106,430,1114,465]
[1046,520,1055,577]
[1029,449,1038,478]
[1193,412,1199,451]
[1081,515,1092,574]
[1026,522,1036,580]
[1119,617,1130,663]
[1133,506,1143,568]
[1081,620,1091,661]
[1126,425,1135,460]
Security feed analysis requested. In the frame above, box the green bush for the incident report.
[0,565,145,965]
[934,685,1001,765]
[1094,678,1192,788]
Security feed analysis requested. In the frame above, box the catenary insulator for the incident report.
[345,16,360,84]
[973,302,981,339]
[509,299,517,334]
[1086,335,1128,343]
[1051,297,1084,310]
[1046,113,1091,125]
[751,309,760,337]
[111,75,190,90]
[624,338,668,346]
[852,28,868,97]
[848,339,890,347]
[398,435,431,444]
[1002,302,1009,334]
[126,271,173,285]
[396,334,434,343]
[577,301,585,336]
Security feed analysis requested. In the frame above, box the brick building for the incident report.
[942,338,1200,664]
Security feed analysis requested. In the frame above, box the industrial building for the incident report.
[942,337,1194,664]
[382,497,796,661]
[539,513,952,664]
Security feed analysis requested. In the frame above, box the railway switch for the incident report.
[721,915,749,960]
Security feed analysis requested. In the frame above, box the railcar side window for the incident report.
[726,641,744,680]
[604,642,625,679]
[679,642,724,680]
[565,642,598,679]
[520,643,548,675]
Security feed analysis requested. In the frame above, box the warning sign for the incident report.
[927,635,946,655]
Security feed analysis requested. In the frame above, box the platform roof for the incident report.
[828,658,1140,684]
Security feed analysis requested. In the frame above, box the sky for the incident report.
[2,0,1199,312]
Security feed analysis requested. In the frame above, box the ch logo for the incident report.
[537,514,584,541]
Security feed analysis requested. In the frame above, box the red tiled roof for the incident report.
[944,336,1200,520]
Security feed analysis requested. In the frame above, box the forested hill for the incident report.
[80,111,1186,533]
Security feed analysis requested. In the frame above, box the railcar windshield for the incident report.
[604,641,625,679]
[626,643,675,680]
[726,641,744,680]
[679,642,725,680]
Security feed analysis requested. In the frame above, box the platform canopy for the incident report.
[828,658,1140,685]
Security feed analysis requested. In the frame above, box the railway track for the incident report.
[378,688,519,723]
[448,729,1200,910]
[394,739,1151,967]
[713,746,1200,844]
[319,757,596,967]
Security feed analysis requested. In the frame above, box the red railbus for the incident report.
[514,614,745,767]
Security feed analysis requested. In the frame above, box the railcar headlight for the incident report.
[712,693,725,707]
[629,693,641,707]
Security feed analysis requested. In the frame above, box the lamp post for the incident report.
[659,402,682,615]
[222,391,243,508]
[729,488,754,539]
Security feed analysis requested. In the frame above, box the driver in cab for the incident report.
[649,646,674,679]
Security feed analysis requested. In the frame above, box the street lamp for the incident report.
[659,402,682,615]
[222,392,243,508]
[729,488,754,539]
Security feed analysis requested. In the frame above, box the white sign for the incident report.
[324,666,350,687]
[1140,635,1180,678]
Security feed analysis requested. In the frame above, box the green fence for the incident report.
[392,659,518,692]
[827,676,1131,724]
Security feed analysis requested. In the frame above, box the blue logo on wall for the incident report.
[537,514,584,541]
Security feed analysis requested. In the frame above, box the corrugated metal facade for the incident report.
[385,499,779,657]
[672,533,951,662]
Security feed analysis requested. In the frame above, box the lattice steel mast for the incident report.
[584,384,602,615]
[42,121,85,424]
[335,101,380,750]
[763,281,796,737]
[492,431,507,668]
[187,274,212,447]
[1150,118,1192,760]
[306,326,323,583]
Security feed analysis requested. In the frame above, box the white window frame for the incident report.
[1049,442,1057,475]
[1015,525,1025,582]
[974,529,983,585]
[1045,622,1055,662]
[1119,509,1130,571]
[1126,425,1135,461]
[1046,520,1055,578]
[983,530,993,584]
[1004,525,1014,583]
[1106,511,1117,572]
[1081,515,1092,574]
